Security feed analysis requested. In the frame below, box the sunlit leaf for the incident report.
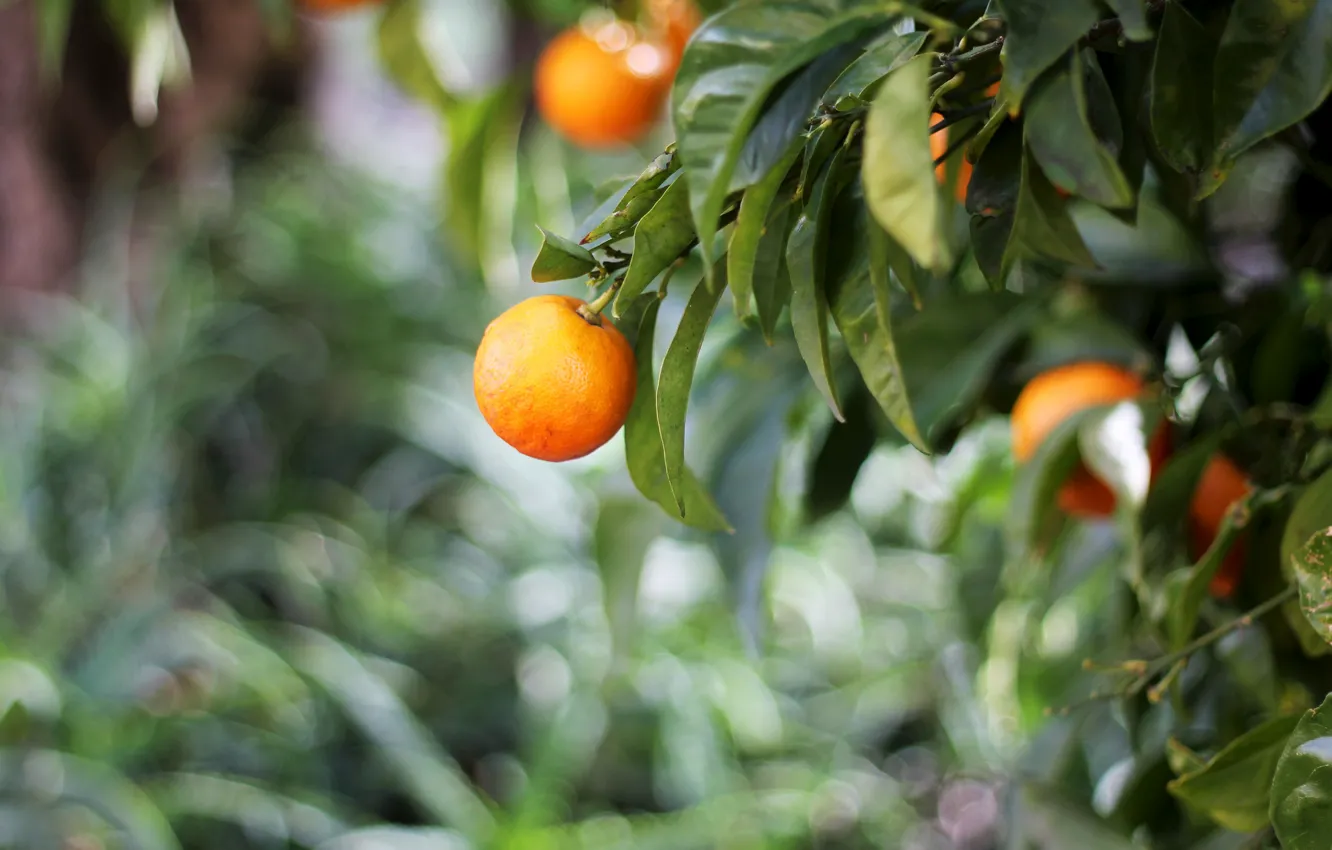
[530,226,598,283]
[1292,528,1332,645]
[1167,713,1301,833]
[624,296,731,531]
[672,1,891,272]
[787,146,848,421]
[659,269,729,512]
[584,148,680,244]
[861,53,949,272]
[1078,402,1151,514]
[992,0,1100,108]
[616,178,695,316]
[1271,693,1332,850]
[1024,50,1134,208]
[820,29,927,106]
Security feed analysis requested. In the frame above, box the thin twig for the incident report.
[930,100,994,134]
[932,121,982,165]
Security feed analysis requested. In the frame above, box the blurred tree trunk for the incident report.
[0,0,313,298]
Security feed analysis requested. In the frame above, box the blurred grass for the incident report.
[0,141,1056,850]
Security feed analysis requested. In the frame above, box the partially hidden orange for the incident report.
[535,22,673,149]
[474,295,637,462]
[646,0,702,63]
[1011,361,1170,519]
[1187,454,1254,599]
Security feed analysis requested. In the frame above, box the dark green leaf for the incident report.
[624,297,732,531]
[787,148,847,421]
[1213,0,1319,159]
[754,200,796,344]
[530,226,598,283]
[862,53,948,271]
[820,30,928,106]
[616,179,695,316]
[672,2,891,273]
[732,41,867,190]
[1292,527,1332,646]
[728,140,802,322]
[805,387,881,521]
[1001,152,1096,281]
[1024,50,1134,208]
[1141,437,1218,571]
[1271,694,1332,849]
[658,270,729,515]
[993,0,1101,107]
[376,0,457,115]
[798,120,846,201]
[1149,2,1216,175]
[967,119,1023,286]
[1167,713,1301,833]
[1103,0,1152,41]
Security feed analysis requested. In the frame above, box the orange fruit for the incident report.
[534,22,673,149]
[1011,361,1169,519]
[931,112,972,205]
[473,295,637,462]
[1187,454,1253,598]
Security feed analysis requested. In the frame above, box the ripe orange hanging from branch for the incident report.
[1011,361,1170,519]
[646,0,702,63]
[473,295,637,462]
[535,18,674,149]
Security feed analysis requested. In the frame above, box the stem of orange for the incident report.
[579,275,624,324]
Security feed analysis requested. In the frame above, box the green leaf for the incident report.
[0,750,180,850]
[1001,152,1096,281]
[530,226,598,283]
[288,629,496,840]
[623,297,731,531]
[826,208,925,451]
[583,149,679,244]
[1024,50,1134,208]
[1271,693,1332,850]
[616,179,695,316]
[798,120,846,201]
[1141,437,1218,571]
[1292,528,1332,646]
[595,497,665,670]
[862,53,949,271]
[1013,784,1136,850]
[753,199,797,344]
[993,0,1101,108]
[1166,738,1208,777]
[1213,0,1320,160]
[658,272,733,521]
[728,140,802,322]
[820,29,928,106]
[786,147,848,421]
[442,83,523,269]
[1103,0,1152,41]
[1149,2,1216,175]
[376,0,457,115]
[1167,713,1301,833]
[672,2,891,272]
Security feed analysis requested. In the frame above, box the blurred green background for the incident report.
[0,1,1253,848]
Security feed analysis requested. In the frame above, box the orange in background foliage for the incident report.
[473,295,637,462]
[535,21,674,148]
[1187,454,1254,599]
[1011,362,1171,519]
[647,0,702,63]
